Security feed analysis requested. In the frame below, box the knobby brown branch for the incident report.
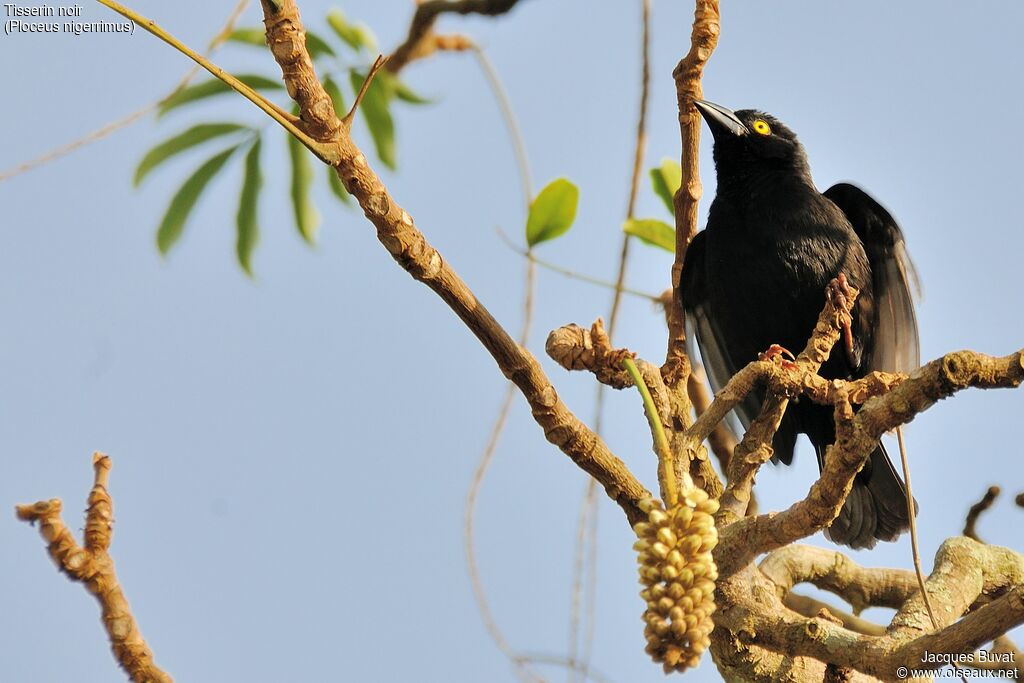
[546,319,724,501]
[964,486,1001,542]
[387,0,523,73]
[16,454,173,683]
[661,0,725,506]
[723,537,1024,680]
[254,0,654,524]
[664,0,719,390]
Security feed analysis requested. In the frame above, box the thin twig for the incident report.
[580,483,599,679]
[963,486,1000,542]
[495,228,660,302]
[464,376,543,683]
[605,0,651,343]
[897,427,968,683]
[343,55,389,126]
[387,0,523,72]
[568,479,597,683]
[94,0,326,158]
[571,2,651,677]
[0,0,249,183]
[463,42,541,683]
[474,46,532,204]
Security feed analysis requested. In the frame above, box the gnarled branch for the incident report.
[387,0,523,72]
[16,454,173,683]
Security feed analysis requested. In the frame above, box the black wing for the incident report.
[679,232,762,434]
[824,183,921,374]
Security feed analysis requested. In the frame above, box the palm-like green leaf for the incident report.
[350,69,396,169]
[371,70,431,106]
[305,31,336,59]
[623,218,675,253]
[135,122,248,186]
[157,145,239,255]
[236,139,263,276]
[225,27,266,46]
[391,79,432,105]
[158,75,284,117]
[287,134,320,243]
[526,178,579,247]
[327,10,376,52]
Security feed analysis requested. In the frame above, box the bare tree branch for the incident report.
[245,0,654,524]
[964,486,1002,542]
[664,0,719,388]
[387,0,523,73]
[760,544,918,612]
[782,593,886,637]
[16,454,173,683]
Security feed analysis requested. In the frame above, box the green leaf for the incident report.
[225,27,266,46]
[287,133,320,244]
[156,145,239,255]
[349,69,396,169]
[327,166,351,204]
[236,139,262,276]
[158,75,284,117]
[134,122,247,186]
[305,31,336,59]
[391,77,432,106]
[323,75,346,117]
[623,218,675,253]
[650,159,683,215]
[327,10,376,52]
[370,69,432,106]
[525,178,579,247]
[354,23,377,52]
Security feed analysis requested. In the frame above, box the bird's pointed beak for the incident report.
[694,100,748,138]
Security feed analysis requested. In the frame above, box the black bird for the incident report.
[680,100,920,549]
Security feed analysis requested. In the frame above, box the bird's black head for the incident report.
[694,100,811,189]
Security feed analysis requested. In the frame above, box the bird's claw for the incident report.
[827,273,854,310]
[759,343,798,370]
[828,274,857,367]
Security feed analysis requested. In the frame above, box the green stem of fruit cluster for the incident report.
[622,357,678,507]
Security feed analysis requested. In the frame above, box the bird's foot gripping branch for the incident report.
[549,281,1024,679]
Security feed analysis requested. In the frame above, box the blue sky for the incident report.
[2,2,1022,682]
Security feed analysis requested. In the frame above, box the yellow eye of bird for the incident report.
[752,120,771,136]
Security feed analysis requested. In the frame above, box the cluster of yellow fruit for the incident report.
[633,490,719,673]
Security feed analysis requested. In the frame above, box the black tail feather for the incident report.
[822,442,915,549]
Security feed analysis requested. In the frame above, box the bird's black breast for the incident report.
[700,182,873,376]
